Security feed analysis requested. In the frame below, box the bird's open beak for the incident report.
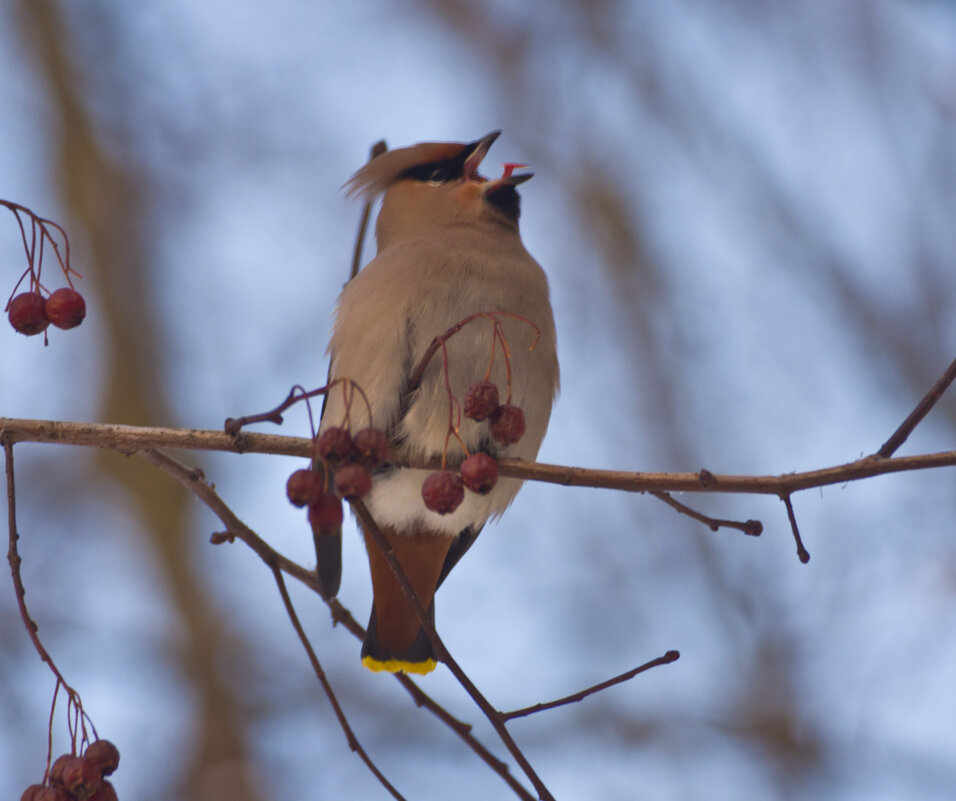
[463,131,501,181]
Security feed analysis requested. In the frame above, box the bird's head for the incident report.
[345,131,533,247]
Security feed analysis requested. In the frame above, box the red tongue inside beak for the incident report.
[489,162,534,188]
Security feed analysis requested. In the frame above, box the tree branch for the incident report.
[3,417,953,496]
[137,447,537,801]
[877,355,956,458]
[502,650,680,722]
[270,564,407,801]
[351,498,553,801]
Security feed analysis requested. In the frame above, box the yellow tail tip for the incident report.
[362,655,437,675]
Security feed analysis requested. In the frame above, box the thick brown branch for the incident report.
[4,417,954,496]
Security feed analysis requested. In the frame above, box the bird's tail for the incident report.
[360,523,454,675]
[361,604,437,674]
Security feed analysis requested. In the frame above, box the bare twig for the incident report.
[138,447,536,800]
[350,141,388,281]
[780,493,810,564]
[4,417,954,496]
[4,435,97,768]
[351,498,553,801]
[878,355,956,458]
[502,650,680,721]
[270,564,407,801]
[651,491,762,536]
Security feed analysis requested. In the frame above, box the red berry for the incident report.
[55,755,100,799]
[286,468,323,507]
[308,492,343,532]
[19,785,46,801]
[30,788,71,801]
[334,463,372,498]
[8,292,49,336]
[316,427,355,465]
[463,380,500,421]
[352,427,390,467]
[421,471,465,514]
[460,453,498,495]
[45,287,86,329]
[83,739,120,777]
[87,781,118,801]
[489,404,525,444]
[49,754,74,787]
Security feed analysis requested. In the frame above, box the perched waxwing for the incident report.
[320,131,559,674]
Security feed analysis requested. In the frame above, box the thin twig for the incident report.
[5,437,79,701]
[780,493,810,564]
[651,491,762,536]
[351,498,553,801]
[271,564,407,801]
[502,650,680,721]
[138,447,536,800]
[5,417,954,496]
[350,141,388,281]
[878,355,956,458]
[4,435,97,765]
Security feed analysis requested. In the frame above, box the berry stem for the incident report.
[1,200,82,301]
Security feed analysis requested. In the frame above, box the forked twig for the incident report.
[138,447,537,801]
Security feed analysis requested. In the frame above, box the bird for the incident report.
[319,131,559,674]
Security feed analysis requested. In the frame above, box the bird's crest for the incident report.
[344,141,469,200]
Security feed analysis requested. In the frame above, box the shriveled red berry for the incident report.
[460,453,498,495]
[45,287,86,329]
[489,404,525,444]
[19,785,46,801]
[49,754,75,787]
[83,739,120,777]
[421,470,465,514]
[29,788,71,801]
[308,492,343,532]
[334,463,372,498]
[87,780,118,801]
[286,468,323,507]
[8,292,49,336]
[316,427,355,465]
[463,380,500,422]
[56,755,100,799]
[352,427,390,467]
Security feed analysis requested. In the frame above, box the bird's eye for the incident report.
[427,166,451,183]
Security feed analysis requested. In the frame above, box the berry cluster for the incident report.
[286,425,391,533]
[3,199,86,342]
[20,740,119,801]
[8,287,86,336]
[421,380,524,515]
